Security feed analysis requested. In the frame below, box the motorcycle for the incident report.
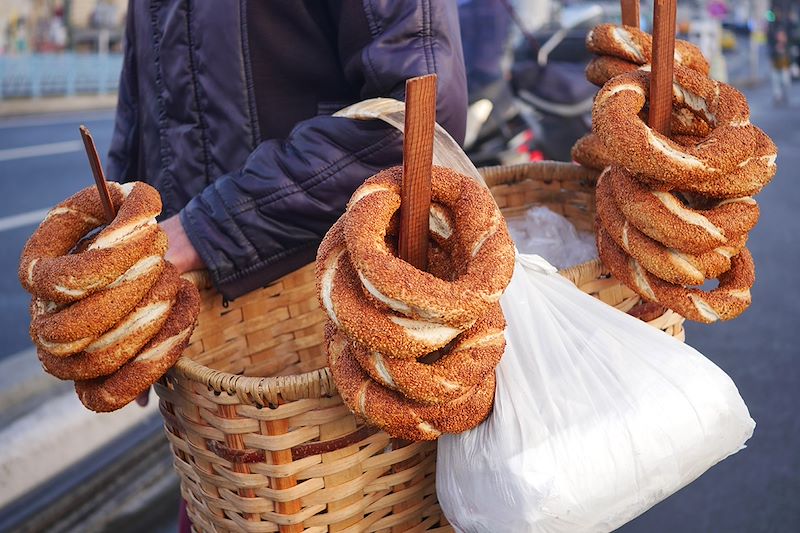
[463,3,607,165]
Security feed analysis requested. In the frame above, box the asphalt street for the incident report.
[0,110,115,358]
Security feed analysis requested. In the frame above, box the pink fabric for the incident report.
[179,500,192,533]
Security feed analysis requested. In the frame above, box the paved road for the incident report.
[0,111,115,358]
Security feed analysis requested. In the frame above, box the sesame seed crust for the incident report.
[326,323,496,441]
[19,182,163,303]
[75,279,200,413]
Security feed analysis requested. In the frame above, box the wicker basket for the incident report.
[155,161,685,533]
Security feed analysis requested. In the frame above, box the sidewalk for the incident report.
[0,94,117,118]
[0,348,159,508]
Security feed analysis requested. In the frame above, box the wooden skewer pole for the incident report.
[642,0,677,321]
[79,125,116,222]
[648,0,677,135]
[621,0,641,28]
[392,74,437,531]
[399,74,437,271]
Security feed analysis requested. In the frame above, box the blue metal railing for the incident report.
[0,53,124,100]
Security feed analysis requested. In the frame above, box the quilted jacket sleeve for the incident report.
[180,0,467,299]
[106,0,140,186]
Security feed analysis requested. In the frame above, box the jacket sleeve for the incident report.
[106,0,140,184]
[180,0,467,299]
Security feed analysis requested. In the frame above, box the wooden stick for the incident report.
[218,404,261,524]
[648,0,677,135]
[621,0,640,28]
[399,74,437,271]
[79,125,115,222]
[264,416,304,533]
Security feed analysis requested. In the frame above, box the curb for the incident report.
[0,348,66,426]
[0,413,174,533]
[0,348,166,511]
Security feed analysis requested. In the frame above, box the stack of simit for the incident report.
[589,61,777,322]
[572,23,710,171]
[316,165,515,440]
[19,182,200,412]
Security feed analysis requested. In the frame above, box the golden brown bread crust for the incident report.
[586,24,710,76]
[317,219,465,359]
[584,28,774,323]
[595,170,746,286]
[38,263,181,380]
[19,182,163,303]
[352,303,505,405]
[585,55,639,86]
[342,166,515,329]
[29,254,165,356]
[571,133,614,171]
[592,67,755,184]
[608,166,759,254]
[317,166,511,433]
[596,228,754,323]
[667,129,778,199]
[326,323,495,441]
[74,279,200,413]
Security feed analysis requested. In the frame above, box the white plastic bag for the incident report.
[506,207,597,269]
[436,254,755,533]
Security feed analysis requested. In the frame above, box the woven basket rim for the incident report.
[174,257,603,399]
[479,160,599,187]
[172,161,601,400]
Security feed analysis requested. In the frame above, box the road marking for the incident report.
[0,140,82,162]
[0,208,49,232]
[0,110,115,130]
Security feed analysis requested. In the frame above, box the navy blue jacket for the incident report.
[107,0,467,299]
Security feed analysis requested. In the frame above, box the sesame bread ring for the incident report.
[343,166,515,329]
[317,220,463,359]
[596,169,746,286]
[75,279,201,413]
[592,67,755,184]
[597,228,754,323]
[30,252,166,356]
[326,324,495,441]
[586,24,710,76]
[571,133,614,170]
[665,128,778,199]
[585,61,713,137]
[353,303,505,405]
[586,60,713,137]
[19,182,163,304]
[609,166,759,254]
[38,263,181,380]
[585,55,639,86]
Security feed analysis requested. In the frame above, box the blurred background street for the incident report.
[0,110,114,358]
[0,0,798,532]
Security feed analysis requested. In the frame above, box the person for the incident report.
[767,11,792,106]
[458,0,512,95]
[107,1,467,301]
[107,3,467,530]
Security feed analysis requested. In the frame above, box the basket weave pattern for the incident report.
[156,162,684,532]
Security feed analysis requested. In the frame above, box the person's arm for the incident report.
[177,0,467,299]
